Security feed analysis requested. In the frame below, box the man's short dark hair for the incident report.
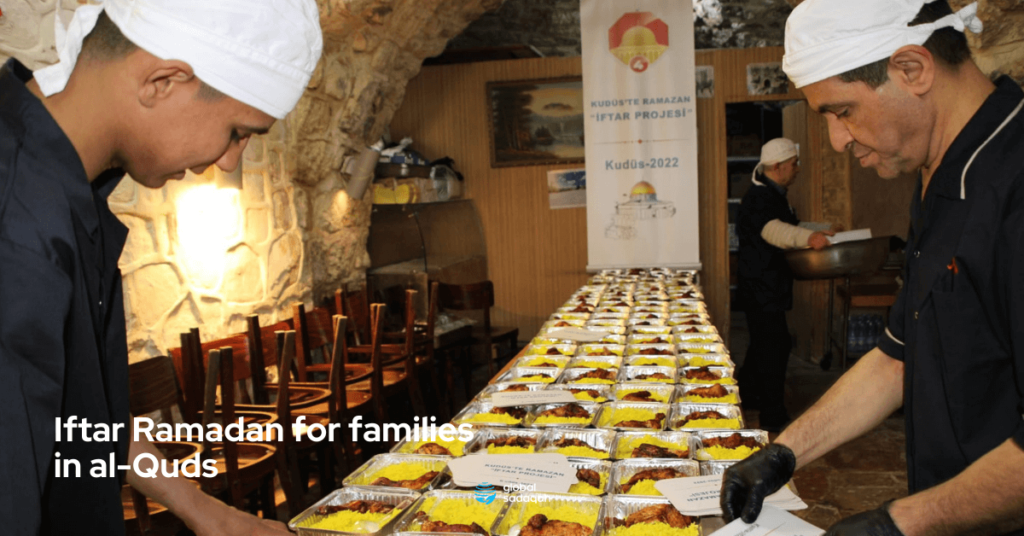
[81,11,224,100]
[838,0,973,88]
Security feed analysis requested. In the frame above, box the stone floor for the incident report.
[730,311,909,529]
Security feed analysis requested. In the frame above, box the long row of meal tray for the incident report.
[291,269,759,535]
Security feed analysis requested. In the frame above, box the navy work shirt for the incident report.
[737,173,801,312]
[877,76,1024,519]
[0,59,130,535]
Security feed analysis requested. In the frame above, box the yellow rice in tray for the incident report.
[570,390,608,403]
[410,496,502,532]
[400,438,468,456]
[574,377,617,385]
[702,445,760,460]
[614,435,688,458]
[522,357,567,367]
[512,375,556,383]
[685,356,725,367]
[462,412,523,425]
[360,462,438,486]
[617,388,670,403]
[681,393,738,404]
[607,521,699,536]
[679,347,710,354]
[629,357,675,367]
[600,408,665,428]
[623,479,663,496]
[573,360,618,369]
[487,443,535,454]
[680,418,742,430]
[555,445,610,459]
[301,508,403,532]
[568,472,607,495]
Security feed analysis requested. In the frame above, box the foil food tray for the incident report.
[390,429,477,458]
[568,354,623,369]
[523,345,577,358]
[536,427,617,459]
[675,342,728,355]
[464,427,543,455]
[557,367,621,385]
[288,486,421,536]
[595,402,671,431]
[668,403,745,431]
[627,334,675,345]
[514,354,572,369]
[494,367,562,385]
[613,383,676,404]
[610,430,695,460]
[678,366,737,385]
[490,492,605,536]
[601,495,702,536]
[628,326,674,336]
[524,401,601,429]
[625,343,677,356]
[452,401,530,428]
[609,458,700,496]
[475,382,548,403]
[566,457,614,496]
[694,430,769,461]
[392,489,510,536]
[577,344,625,358]
[545,383,615,403]
[343,454,451,494]
[623,354,679,369]
[678,353,735,368]
[619,366,678,385]
[672,332,724,344]
[675,384,741,405]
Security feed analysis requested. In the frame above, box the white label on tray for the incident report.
[714,506,824,536]
[447,454,575,492]
[657,475,807,517]
[544,328,608,342]
[492,391,576,407]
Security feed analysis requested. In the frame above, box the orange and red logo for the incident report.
[609,12,669,73]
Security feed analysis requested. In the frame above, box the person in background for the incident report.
[0,1,321,534]
[721,1,1024,534]
[736,137,837,432]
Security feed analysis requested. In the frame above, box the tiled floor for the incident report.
[730,311,908,529]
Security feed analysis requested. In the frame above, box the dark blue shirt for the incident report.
[737,172,801,312]
[877,76,1024,513]
[0,58,129,535]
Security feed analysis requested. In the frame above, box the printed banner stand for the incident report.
[580,1,701,271]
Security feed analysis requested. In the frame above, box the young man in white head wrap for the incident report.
[0,1,321,535]
[720,1,1024,535]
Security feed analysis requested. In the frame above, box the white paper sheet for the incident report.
[827,229,872,245]
[447,454,576,493]
[656,475,808,517]
[714,506,824,536]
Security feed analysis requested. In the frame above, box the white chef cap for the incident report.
[753,138,798,181]
[33,0,323,120]
[783,0,982,89]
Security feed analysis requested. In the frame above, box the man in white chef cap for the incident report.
[720,1,1024,534]
[0,1,321,535]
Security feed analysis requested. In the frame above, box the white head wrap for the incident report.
[753,138,799,181]
[33,0,323,119]
[783,0,982,89]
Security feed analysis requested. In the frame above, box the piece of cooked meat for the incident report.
[539,403,591,419]
[622,390,656,402]
[621,468,687,492]
[623,504,693,529]
[422,520,490,535]
[553,437,588,448]
[486,436,537,449]
[685,367,722,381]
[704,433,763,450]
[687,384,729,399]
[643,337,669,344]
[675,410,726,428]
[503,384,530,392]
[681,320,701,326]
[575,468,601,488]
[316,499,394,516]
[570,305,593,313]
[578,369,617,381]
[554,321,573,327]
[521,514,592,536]
[644,314,659,319]
[613,301,630,307]
[637,347,664,355]
[635,373,672,381]
[615,412,666,429]
[632,443,687,458]
[586,348,617,357]
[414,443,452,456]
[634,321,651,326]
[370,471,439,489]
[491,406,527,420]
[682,327,700,333]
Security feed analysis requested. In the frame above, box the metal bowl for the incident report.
[785,237,890,280]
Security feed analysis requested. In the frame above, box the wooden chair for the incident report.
[347,292,428,421]
[124,355,204,535]
[437,280,520,394]
[201,343,296,518]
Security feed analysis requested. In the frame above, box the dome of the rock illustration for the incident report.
[629,181,657,202]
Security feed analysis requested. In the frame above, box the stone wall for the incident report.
[1,0,500,360]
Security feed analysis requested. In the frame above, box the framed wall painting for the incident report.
[486,76,585,168]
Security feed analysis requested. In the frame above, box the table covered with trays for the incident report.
[291,268,774,536]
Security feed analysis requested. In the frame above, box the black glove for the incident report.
[720,443,797,523]
[824,504,903,536]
